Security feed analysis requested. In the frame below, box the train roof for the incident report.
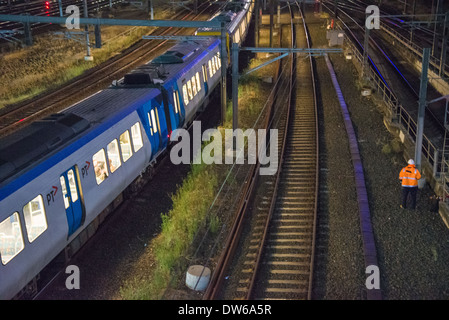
[118,38,220,87]
[0,87,159,194]
[196,0,251,33]
[0,113,90,183]
[0,37,220,197]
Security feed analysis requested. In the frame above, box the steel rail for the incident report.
[202,13,287,302]
[325,2,446,134]
[244,3,295,301]
[302,0,319,300]
[245,1,318,300]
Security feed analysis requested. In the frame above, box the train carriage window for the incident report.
[173,91,179,113]
[208,60,213,78]
[191,76,197,96]
[216,53,221,68]
[147,113,154,135]
[0,212,24,265]
[93,149,109,185]
[211,58,216,75]
[131,122,143,152]
[195,72,201,92]
[150,109,158,134]
[120,130,133,162]
[23,195,48,243]
[187,80,193,100]
[182,84,189,106]
[60,176,70,209]
[154,108,161,133]
[202,64,208,82]
[234,31,240,44]
[107,139,122,173]
[67,169,78,203]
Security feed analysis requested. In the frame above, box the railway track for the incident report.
[0,0,125,38]
[0,0,217,137]
[249,2,317,300]
[327,1,447,134]
[325,2,446,158]
[205,0,318,300]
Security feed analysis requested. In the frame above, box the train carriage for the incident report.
[196,0,254,54]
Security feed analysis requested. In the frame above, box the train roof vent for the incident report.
[124,72,152,85]
[138,64,167,77]
[153,51,185,64]
[212,12,232,22]
[123,63,168,85]
[225,1,245,12]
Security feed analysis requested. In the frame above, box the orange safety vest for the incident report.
[399,164,421,187]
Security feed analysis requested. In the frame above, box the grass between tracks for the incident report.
[0,1,171,109]
[119,51,277,300]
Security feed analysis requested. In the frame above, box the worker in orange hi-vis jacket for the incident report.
[399,159,422,210]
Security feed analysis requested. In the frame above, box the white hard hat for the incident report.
[408,159,415,165]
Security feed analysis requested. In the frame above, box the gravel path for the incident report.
[307,11,449,299]
[308,18,365,299]
[330,54,449,299]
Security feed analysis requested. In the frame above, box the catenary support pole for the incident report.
[269,0,274,47]
[150,0,154,20]
[440,12,448,78]
[410,0,416,42]
[23,18,32,46]
[362,11,370,77]
[83,0,92,61]
[220,21,227,126]
[415,48,431,170]
[255,0,260,47]
[232,42,239,133]
[432,0,440,56]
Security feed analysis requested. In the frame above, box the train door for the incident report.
[172,90,183,128]
[147,107,161,155]
[60,166,84,237]
[155,104,169,147]
[202,64,208,94]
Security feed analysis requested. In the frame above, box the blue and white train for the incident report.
[0,0,254,299]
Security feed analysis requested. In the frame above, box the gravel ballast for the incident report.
[308,22,365,300]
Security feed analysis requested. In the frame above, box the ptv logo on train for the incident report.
[80,161,90,179]
[45,186,58,206]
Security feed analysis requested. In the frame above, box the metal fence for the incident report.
[337,22,446,198]
[380,22,449,80]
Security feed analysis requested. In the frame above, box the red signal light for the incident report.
[45,1,50,16]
